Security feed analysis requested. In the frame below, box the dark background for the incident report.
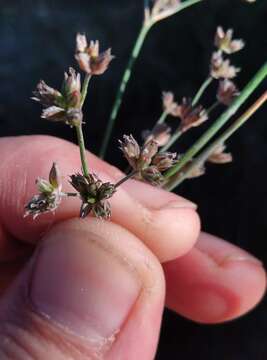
[0,0,267,358]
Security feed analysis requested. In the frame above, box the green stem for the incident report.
[207,101,220,114]
[192,76,213,106]
[166,91,267,190]
[157,110,169,125]
[80,74,91,108]
[115,170,138,188]
[164,61,267,179]
[99,0,204,159]
[161,128,182,152]
[99,24,151,159]
[75,124,89,177]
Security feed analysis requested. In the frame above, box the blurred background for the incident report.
[0,0,267,358]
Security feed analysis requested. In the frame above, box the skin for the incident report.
[0,135,265,359]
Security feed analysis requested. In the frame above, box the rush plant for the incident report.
[25,0,267,220]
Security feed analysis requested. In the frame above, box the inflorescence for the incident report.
[25,0,265,220]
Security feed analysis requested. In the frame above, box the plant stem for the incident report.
[99,0,204,159]
[207,101,220,114]
[166,91,267,190]
[192,76,213,106]
[80,74,91,108]
[99,24,151,159]
[75,124,89,177]
[161,128,182,152]
[164,61,267,179]
[157,110,169,125]
[115,170,138,188]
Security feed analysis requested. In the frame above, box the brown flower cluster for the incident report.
[162,92,208,133]
[210,26,244,106]
[119,135,177,185]
[32,68,83,126]
[70,173,116,219]
[25,163,63,219]
[75,34,114,75]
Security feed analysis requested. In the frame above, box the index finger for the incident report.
[0,135,200,262]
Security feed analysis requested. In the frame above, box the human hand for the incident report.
[0,135,265,359]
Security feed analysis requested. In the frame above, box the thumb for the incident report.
[0,219,165,360]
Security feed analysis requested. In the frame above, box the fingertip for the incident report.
[164,233,266,324]
[148,207,201,262]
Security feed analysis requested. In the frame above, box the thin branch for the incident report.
[80,74,91,108]
[192,76,213,106]
[115,170,138,188]
[75,124,89,177]
[99,24,151,158]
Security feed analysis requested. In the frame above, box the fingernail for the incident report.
[162,200,197,210]
[29,230,141,342]
[220,255,263,267]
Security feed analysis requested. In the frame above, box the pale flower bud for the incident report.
[152,152,177,171]
[119,135,141,170]
[208,143,233,164]
[75,34,114,75]
[215,26,245,54]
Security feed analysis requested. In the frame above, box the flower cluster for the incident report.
[210,27,244,105]
[25,163,63,219]
[32,68,83,126]
[70,173,116,219]
[75,34,114,75]
[162,92,208,133]
[119,135,177,185]
[217,79,239,106]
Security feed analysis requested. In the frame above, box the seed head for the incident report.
[25,163,63,219]
[178,98,208,133]
[41,106,66,122]
[215,27,245,54]
[32,80,63,107]
[140,140,159,169]
[217,79,239,106]
[208,143,233,164]
[119,135,141,169]
[119,134,177,186]
[33,68,83,126]
[186,162,206,179]
[75,34,114,75]
[152,152,178,172]
[62,67,81,108]
[70,173,116,219]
